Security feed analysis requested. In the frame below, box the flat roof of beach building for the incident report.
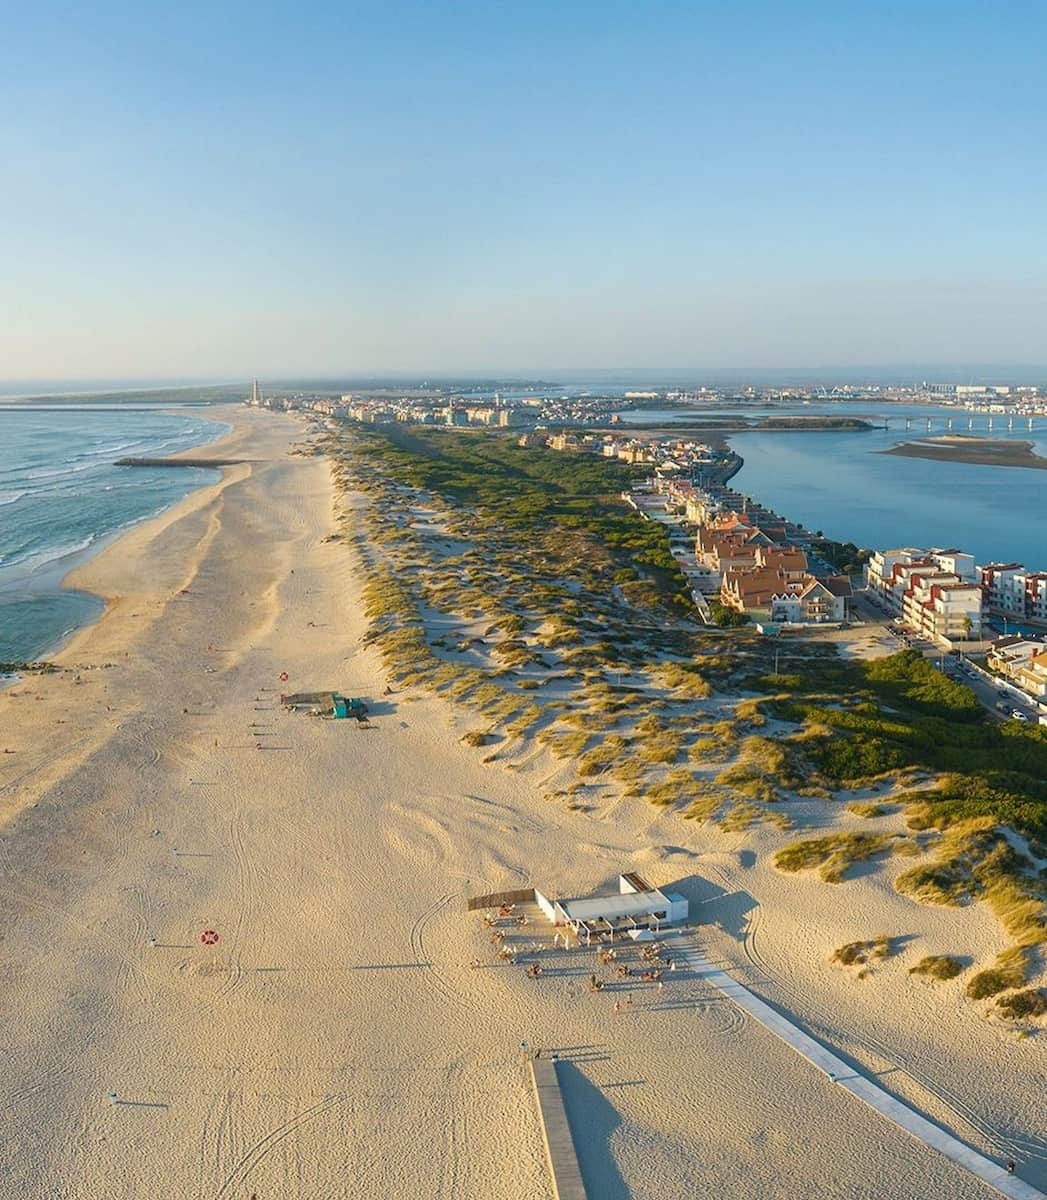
[536,873,689,936]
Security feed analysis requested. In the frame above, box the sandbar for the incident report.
[881,435,1047,470]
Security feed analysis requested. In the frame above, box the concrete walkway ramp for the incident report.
[530,1058,588,1199]
[674,937,1045,1200]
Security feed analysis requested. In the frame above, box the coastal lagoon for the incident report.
[0,407,225,661]
[619,401,1047,568]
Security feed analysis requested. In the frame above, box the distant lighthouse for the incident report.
[252,378,261,405]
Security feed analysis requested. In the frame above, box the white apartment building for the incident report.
[927,549,977,581]
[901,571,983,642]
[867,547,982,643]
[867,547,977,612]
[980,563,1047,625]
[981,563,1026,617]
[867,548,925,609]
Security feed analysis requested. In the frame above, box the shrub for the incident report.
[966,947,1029,999]
[833,936,893,967]
[719,801,767,832]
[774,833,900,883]
[544,731,591,760]
[634,731,687,765]
[716,735,806,802]
[734,697,766,727]
[996,989,1047,1019]
[461,730,495,747]
[709,599,750,627]
[848,802,890,818]
[909,955,964,981]
[577,735,628,777]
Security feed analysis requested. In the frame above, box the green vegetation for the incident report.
[347,425,693,611]
[966,947,1030,999]
[774,833,905,883]
[996,989,1047,1019]
[832,936,894,967]
[909,955,964,981]
[817,539,871,577]
[847,802,891,818]
[708,599,750,627]
[761,650,1047,843]
[332,422,1047,1012]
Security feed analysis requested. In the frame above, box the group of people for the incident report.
[475,909,679,1003]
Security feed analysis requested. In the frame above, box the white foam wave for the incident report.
[0,535,96,575]
[24,461,97,482]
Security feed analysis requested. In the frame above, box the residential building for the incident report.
[987,637,1047,677]
[980,563,1047,625]
[1013,650,1047,699]
[900,571,983,642]
[981,563,1027,617]
[867,547,978,616]
[720,567,849,624]
[1028,574,1047,622]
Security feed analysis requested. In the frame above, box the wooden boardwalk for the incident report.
[673,936,1046,1200]
[530,1058,588,1200]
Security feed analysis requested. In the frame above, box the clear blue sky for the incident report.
[3,1,1046,379]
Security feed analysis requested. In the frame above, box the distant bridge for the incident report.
[881,414,1036,433]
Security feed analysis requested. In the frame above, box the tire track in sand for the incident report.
[212,1093,344,1199]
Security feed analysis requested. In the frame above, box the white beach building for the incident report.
[534,873,688,944]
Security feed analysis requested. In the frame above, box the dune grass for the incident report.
[832,935,894,967]
[966,946,1030,999]
[774,832,903,884]
[577,735,628,777]
[996,988,1047,1019]
[461,729,496,747]
[334,425,1047,1016]
[909,954,964,981]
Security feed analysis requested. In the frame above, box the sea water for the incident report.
[0,407,227,662]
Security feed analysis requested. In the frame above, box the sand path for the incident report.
[0,406,1043,1198]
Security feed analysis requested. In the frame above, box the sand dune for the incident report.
[0,405,1043,1198]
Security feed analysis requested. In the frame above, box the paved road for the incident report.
[848,592,1041,725]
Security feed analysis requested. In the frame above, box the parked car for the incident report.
[1011,710,1029,722]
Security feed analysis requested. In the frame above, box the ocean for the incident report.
[0,407,227,663]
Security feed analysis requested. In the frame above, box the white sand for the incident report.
[0,405,1043,1198]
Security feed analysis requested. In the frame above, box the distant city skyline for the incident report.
[10,363,1047,398]
[3,2,1046,378]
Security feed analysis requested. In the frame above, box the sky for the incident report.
[2,1,1046,380]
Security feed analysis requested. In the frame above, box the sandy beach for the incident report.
[1,405,1044,1199]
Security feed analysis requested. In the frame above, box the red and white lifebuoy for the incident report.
[278,672,289,682]
[200,929,219,946]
